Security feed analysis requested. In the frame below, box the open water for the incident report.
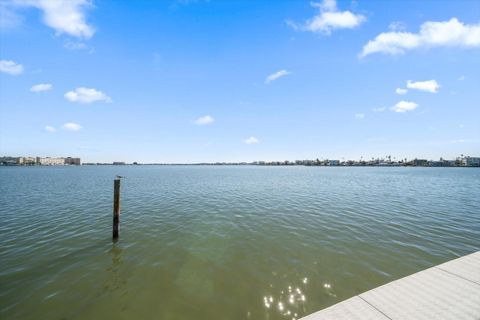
[1,166,479,319]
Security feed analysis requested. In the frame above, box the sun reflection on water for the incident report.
[263,277,311,320]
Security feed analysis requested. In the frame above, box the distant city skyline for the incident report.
[2,154,479,167]
[1,0,479,163]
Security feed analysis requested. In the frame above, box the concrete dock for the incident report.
[301,251,480,320]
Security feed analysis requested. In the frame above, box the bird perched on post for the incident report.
[116,175,125,179]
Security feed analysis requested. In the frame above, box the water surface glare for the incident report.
[1,166,479,319]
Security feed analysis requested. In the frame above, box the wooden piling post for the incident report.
[113,178,121,240]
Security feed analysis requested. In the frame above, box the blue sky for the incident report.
[1,0,479,163]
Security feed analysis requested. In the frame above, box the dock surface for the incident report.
[301,251,480,320]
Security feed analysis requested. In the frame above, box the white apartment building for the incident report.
[17,157,36,165]
[36,157,65,166]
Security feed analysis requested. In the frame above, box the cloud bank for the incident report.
[289,0,365,35]
[0,60,24,75]
[361,18,480,57]
[13,0,95,38]
[65,87,112,104]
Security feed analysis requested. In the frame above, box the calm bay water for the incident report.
[0,166,479,320]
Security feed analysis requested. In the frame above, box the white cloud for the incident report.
[194,115,215,125]
[396,88,407,95]
[360,18,480,57]
[355,113,365,119]
[288,0,365,35]
[244,136,260,144]
[458,75,466,81]
[265,70,290,84]
[391,100,419,113]
[45,125,56,132]
[372,107,386,112]
[64,87,112,104]
[0,59,24,75]
[13,0,95,38]
[30,83,52,92]
[406,80,440,93]
[62,122,82,131]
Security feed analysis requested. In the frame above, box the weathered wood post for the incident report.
[112,178,121,240]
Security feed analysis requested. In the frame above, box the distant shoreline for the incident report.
[2,163,479,168]
[2,155,479,167]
